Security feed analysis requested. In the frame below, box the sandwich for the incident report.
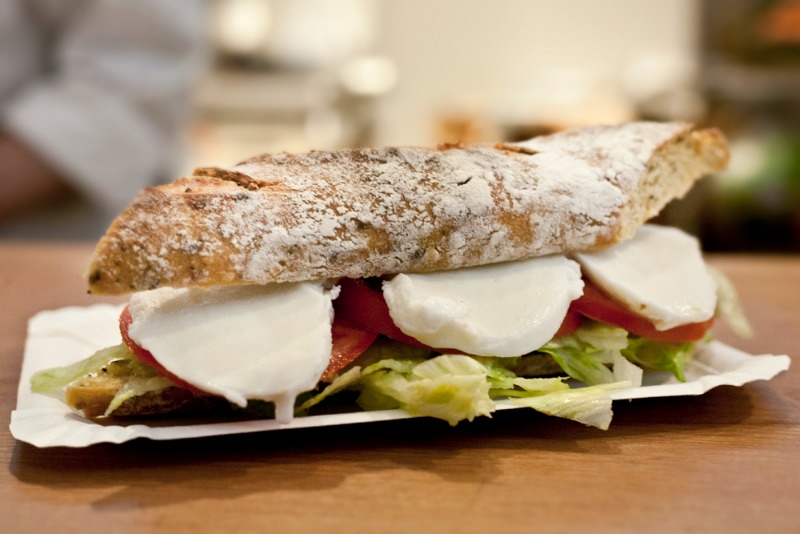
[31,121,749,430]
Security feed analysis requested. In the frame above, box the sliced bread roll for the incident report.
[87,121,728,295]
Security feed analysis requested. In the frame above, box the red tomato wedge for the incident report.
[334,278,432,348]
[554,307,582,338]
[119,306,205,394]
[571,281,714,342]
[321,319,378,380]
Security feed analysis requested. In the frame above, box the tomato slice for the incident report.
[334,278,432,348]
[119,306,205,393]
[321,319,378,380]
[571,281,714,342]
[554,307,582,338]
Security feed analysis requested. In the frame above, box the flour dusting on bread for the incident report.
[87,121,728,294]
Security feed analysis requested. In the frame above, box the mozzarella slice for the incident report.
[127,282,335,423]
[382,256,584,357]
[574,224,717,330]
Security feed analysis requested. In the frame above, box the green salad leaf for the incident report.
[621,338,696,382]
[31,344,135,398]
[538,323,643,386]
[511,382,629,430]
[357,355,496,425]
[298,342,629,429]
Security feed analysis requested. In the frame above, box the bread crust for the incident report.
[87,122,728,295]
[65,376,225,418]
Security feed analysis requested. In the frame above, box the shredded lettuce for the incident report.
[621,337,696,382]
[575,323,630,351]
[612,351,644,386]
[538,323,641,386]
[297,366,363,412]
[511,382,629,430]
[538,321,702,384]
[31,344,136,398]
[299,350,624,428]
[357,355,496,425]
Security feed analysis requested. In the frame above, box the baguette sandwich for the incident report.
[32,121,747,429]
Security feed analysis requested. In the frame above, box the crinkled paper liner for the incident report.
[10,304,791,448]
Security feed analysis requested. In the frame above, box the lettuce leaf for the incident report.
[511,382,629,430]
[297,366,363,412]
[357,355,496,425]
[299,351,623,429]
[621,338,696,382]
[31,344,137,398]
[537,323,643,386]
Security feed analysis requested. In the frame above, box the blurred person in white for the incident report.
[0,0,209,239]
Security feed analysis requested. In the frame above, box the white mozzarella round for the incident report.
[382,256,584,357]
[574,224,717,330]
[128,282,335,423]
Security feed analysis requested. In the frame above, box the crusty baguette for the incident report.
[87,121,728,295]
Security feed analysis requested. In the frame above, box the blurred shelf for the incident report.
[703,57,800,102]
[194,69,341,120]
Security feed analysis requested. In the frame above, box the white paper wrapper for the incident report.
[10,304,791,448]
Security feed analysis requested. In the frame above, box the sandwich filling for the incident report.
[126,282,337,423]
[32,224,749,428]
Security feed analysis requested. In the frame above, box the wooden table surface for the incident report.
[1,242,797,533]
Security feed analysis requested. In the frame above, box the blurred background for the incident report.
[1,0,799,251]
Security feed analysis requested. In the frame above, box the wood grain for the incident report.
[1,243,797,533]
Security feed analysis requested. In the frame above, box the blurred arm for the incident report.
[0,0,210,218]
[0,134,71,222]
